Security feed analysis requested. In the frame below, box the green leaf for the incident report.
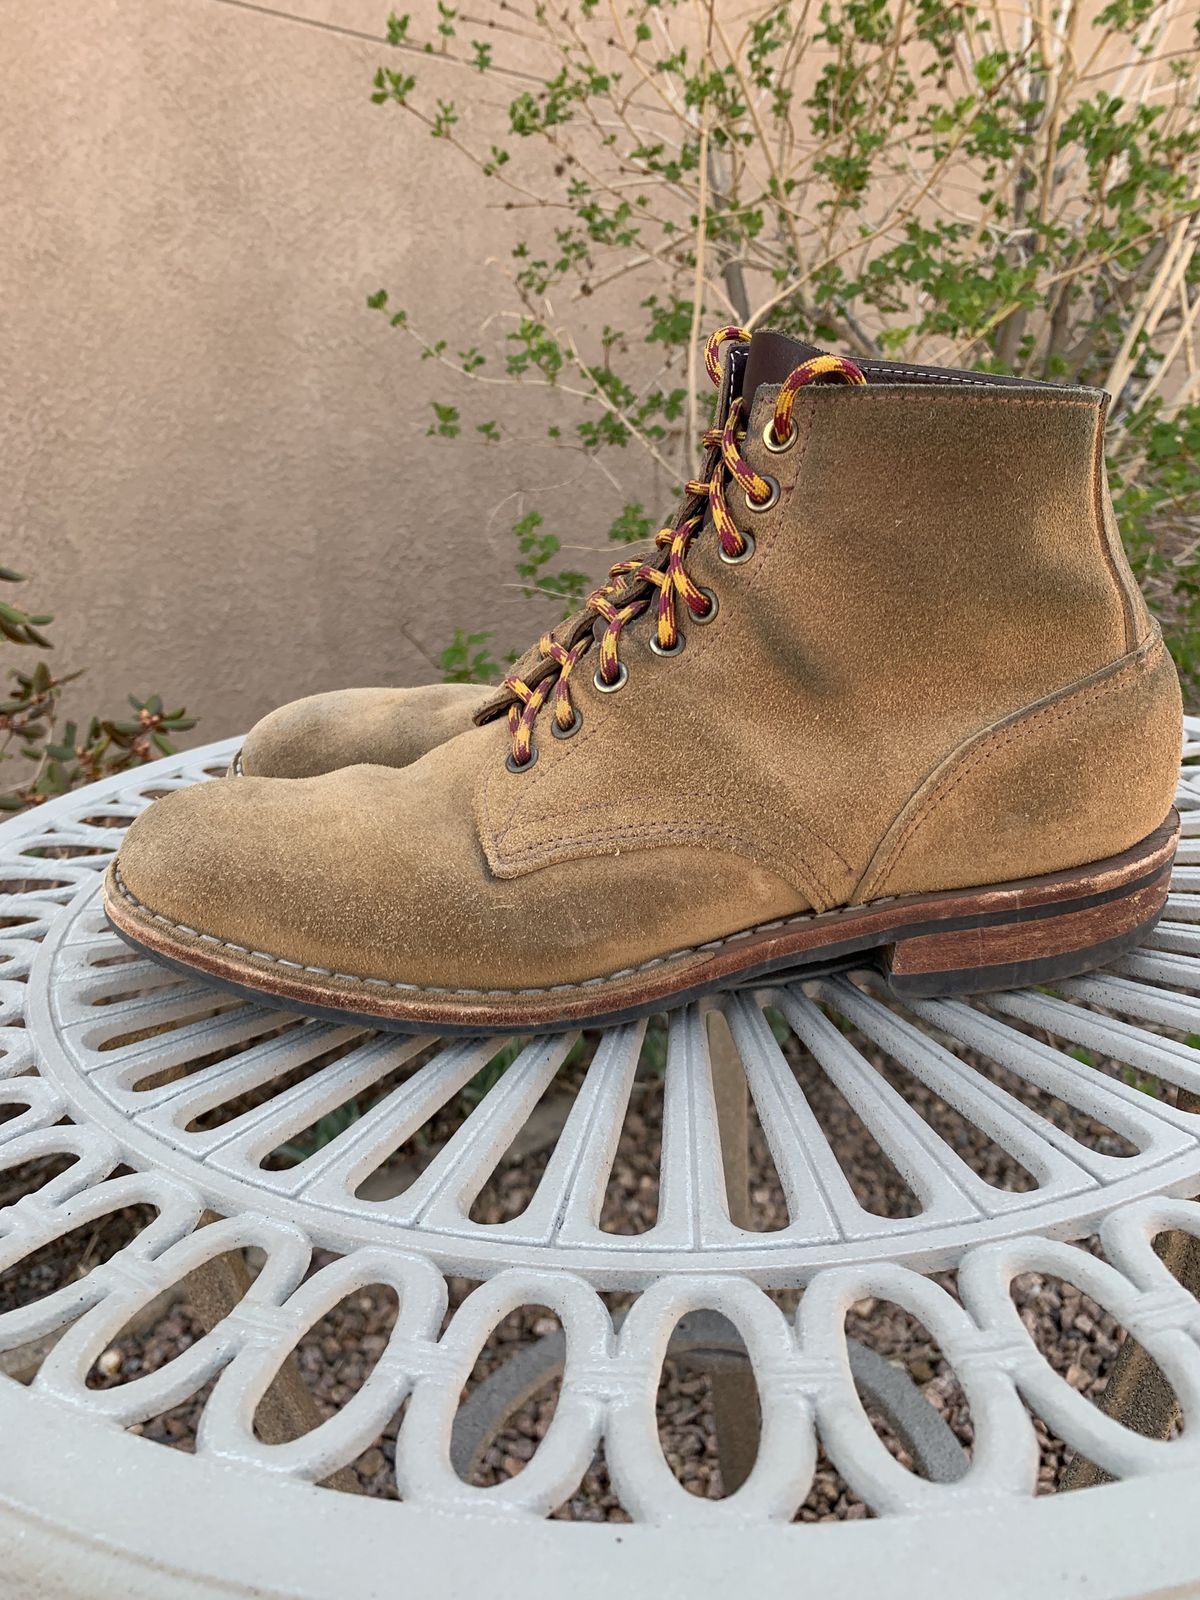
[427,401,461,438]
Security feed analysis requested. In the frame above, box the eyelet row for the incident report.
[506,481,768,773]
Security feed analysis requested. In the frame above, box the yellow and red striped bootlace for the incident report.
[503,327,865,770]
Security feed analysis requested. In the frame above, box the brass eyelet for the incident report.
[762,419,798,453]
[649,633,685,657]
[745,475,780,513]
[719,533,756,566]
[593,663,628,694]
[551,708,583,739]
[505,747,538,774]
[692,587,719,623]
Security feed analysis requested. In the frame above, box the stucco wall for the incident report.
[3,0,661,742]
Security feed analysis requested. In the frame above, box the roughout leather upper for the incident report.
[111,332,1183,993]
[113,740,805,989]
[237,682,486,778]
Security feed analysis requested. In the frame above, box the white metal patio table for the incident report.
[4,729,1200,1596]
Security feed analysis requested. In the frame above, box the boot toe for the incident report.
[236,684,486,779]
[236,690,381,779]
[109,777,281,953]
[106,760,494,987]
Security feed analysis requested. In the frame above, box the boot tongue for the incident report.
[738,328,829,407]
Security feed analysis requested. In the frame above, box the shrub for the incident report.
[0,567,195,811]
[371,0,1200,688]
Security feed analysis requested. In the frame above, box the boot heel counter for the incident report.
[858,636,1182,903]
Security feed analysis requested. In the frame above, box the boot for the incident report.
[232,683,486,778]
[105,326,1182,1034]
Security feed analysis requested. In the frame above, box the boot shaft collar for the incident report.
[738,328,1102,408]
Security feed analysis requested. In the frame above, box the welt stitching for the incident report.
[867,644,1159,893]
[110,861,853,998]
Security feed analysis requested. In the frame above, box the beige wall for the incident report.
[3,0,661,743]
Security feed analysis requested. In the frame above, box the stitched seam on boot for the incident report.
[487,815,840,909]
[858,637,1164,900]
[859,365,993,386]
[772,391,1097,411]
[481,738,845,909]
[490,781,848,857]
[110,861,856,997]
[1088,396,1139,654]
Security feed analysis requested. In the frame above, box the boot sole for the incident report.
[103,810,1179,1036]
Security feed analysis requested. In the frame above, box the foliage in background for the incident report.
[0,567,195,812]
[372,0,1200,688]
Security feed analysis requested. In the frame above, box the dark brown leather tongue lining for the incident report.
[741,327,1063,398]
[741,330,827,401]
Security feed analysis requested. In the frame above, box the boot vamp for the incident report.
[114,726,809,990]
[237,684,486,779]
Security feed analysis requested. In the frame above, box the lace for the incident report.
[503,326,866,769]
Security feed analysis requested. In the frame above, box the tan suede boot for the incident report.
[106,326,1182,1034]
[232,683,486,778]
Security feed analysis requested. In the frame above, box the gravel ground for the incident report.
[4,1012,1183,1519]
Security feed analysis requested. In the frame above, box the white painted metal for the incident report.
[2,732,1200,1594]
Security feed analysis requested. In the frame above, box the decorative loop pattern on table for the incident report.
[0,733,1199,1522]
